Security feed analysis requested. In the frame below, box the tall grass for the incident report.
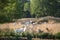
[0,29,60,39]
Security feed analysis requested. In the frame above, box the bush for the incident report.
[0,29,60,39]
[0,29,16,37]
[27,33,33,40]
[22,32,27,37]
[33,33,38,38]
[0,15,12,23]
[55,32,60,39]
[37,33,54,39]
[39,33,49,38]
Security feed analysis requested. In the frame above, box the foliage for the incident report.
[0,29,60,39]
[30,0,42,18]
[45,0,60,17]
[0,29,15,37]
[24,2,30,11]
[0,0,16,23]
[0,0,60,23]
[37,33,55,39]
[30,0,60,17]
[30,0,49,17]
[55,32,60,39]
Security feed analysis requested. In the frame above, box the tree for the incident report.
[30,0,46,18]
[24,2,30,11]
[24,2,31,18]
[45,0,57,16]
[30,0,60,17]
[14,0,24,18]
[0,0,16,23]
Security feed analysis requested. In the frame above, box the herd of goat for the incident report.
[14,20,48,33]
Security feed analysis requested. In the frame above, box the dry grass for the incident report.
[0,17,60,34]
[0,22,23,30]
[33,23,60,34]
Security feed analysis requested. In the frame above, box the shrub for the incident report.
[47,34,55,39]
[55,32,60,39]
[33,33,38,38]
[0,15,12,23]
[39,33,49,38]
[0,29,16,37]
[27,33,33,40]
[1,29,60,39]
[22,32,27,37]
[37,33,54,39]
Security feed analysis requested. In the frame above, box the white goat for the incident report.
[15,25,26,33]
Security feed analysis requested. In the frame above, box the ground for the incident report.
[0,16,60,34]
